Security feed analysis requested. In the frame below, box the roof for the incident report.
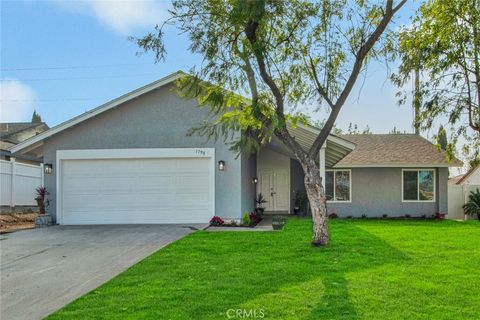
[452,166,479,185]
[1,122,49,148]
[334,134,462,167]
[11,71,185,154]
[1,122,38,136]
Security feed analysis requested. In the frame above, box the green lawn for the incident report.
[48,219,480,319]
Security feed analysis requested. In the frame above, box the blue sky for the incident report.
[1,0,420,135]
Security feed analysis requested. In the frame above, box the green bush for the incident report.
[242,212,251,226]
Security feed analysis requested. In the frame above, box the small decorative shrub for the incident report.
[405,214,411,218]
[421,214,426,219]
[382,214,388,219]
[272,215,285,230]
[35,186,49,215]
[293,191,308,215]
[242,212,251,226]
[361,214,367,219]
[347,215,353,219]
[435,212,445,220]
[463,188,480,221]
[328,213,338,219]
[249,211,258,223]
[209,216,224,226]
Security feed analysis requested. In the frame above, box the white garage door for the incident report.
[58,149,214,225]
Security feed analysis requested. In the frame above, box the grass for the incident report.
[48,219,480,319]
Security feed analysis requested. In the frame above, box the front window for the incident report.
[402,169,435,201]
[325,170,351,202]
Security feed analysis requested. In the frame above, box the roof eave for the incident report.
[11,71,185,155]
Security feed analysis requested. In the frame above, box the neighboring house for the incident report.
[11,71,462,225]
[448,166,480,220]
[1,122,49,165]
[449,166,480,186]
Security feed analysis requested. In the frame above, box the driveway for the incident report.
[0,224,203,320]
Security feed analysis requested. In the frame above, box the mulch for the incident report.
[0,213,38,234]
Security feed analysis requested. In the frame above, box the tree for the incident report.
[393,0,480,162]
[135,0,406,245]
[31,110,42,123]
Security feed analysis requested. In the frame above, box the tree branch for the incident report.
[308,55,334,108]
[309,0,407,158]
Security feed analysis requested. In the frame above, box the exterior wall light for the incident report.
[253,177,258,184]
[218,160,226,171]
[44,163,53,174]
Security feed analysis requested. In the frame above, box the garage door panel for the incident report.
[60,155,213,224]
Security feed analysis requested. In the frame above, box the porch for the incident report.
[255,124,355,214]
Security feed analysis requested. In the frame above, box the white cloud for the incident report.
[0,80,36,122]
[53,0,169,35]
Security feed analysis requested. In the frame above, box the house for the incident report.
[11,71,462,224]
[448,166,480,220]
[1,122,49,165]
[449,166,480,186]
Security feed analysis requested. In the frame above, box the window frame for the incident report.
[401,169,436,203]
[325,169,352,203]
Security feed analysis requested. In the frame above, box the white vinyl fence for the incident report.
[0,160,43,206]
[448,184,480,220]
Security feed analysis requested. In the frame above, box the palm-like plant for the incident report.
[463,188,480,221]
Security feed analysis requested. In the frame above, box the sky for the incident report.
[0,0,423,134]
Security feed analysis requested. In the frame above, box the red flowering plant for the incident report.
[35,186,50,215]
[209,216,225,226]
[249,211,258,223]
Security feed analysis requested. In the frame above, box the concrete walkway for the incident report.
[0,224,203,320]
[206,215,274,231]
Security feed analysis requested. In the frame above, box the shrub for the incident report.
[209,216,224,226]
[463,188,480,219]
[328,213,338,219]
[361,214,367,219]
[249,211,258,223]
[382,214,388,218]
[405,214,411,218]
[346,215,353,219]
[242,212,251,226]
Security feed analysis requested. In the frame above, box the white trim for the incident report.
[319,144,326,185]
[12,71,184,154]
[401,168,436,203]
[296,123,356,150]
[334,163,456,168]
[325,169,352,203]
[56,148,215,225]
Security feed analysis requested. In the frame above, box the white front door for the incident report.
[259,170,289,212]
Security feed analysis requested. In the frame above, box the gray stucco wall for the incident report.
[241,152,257,215]
[327,167,448,217]
[290,159,306,213]
[42,84,243,222]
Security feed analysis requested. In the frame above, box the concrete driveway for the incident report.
[0,224,202,320]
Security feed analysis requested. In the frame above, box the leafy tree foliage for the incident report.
[393,0,480,162]
[135,0,406,245]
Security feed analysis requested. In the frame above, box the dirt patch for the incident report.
[0,213,38,234]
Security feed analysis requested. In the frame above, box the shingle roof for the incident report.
[335,134,462,167]
[454,166,479,185]
[0,122,49,144]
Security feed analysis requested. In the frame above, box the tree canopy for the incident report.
[393,0,480,162]
[135,0,406,245]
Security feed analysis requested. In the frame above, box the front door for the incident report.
[259,170,289,211]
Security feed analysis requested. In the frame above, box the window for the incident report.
[402,169,435,202]
[325,170,351,202]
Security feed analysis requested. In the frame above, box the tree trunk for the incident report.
[301,159,329,246]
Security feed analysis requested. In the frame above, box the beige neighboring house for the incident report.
[448,166,480,220]
[1,122,49,165]
[449,166,480,186]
